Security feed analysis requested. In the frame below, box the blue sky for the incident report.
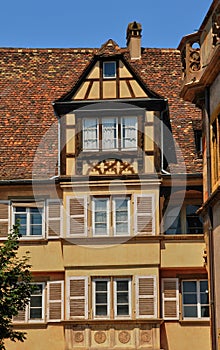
[1,0,212,49]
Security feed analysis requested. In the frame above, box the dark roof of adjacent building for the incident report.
[0,44,202,180]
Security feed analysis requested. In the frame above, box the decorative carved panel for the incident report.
[87,158,136,175]
[212,5,220,46]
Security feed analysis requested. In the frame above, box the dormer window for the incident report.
[82,116,137,151]
[103,61,116,78]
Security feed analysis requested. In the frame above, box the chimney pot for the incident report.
[126,21,142,60]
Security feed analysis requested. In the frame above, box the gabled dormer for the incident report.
[53,28,174,179]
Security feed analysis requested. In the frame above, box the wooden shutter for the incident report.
[68,277,88,319]
[0,200,10,239]
[162,278,179,320]
[67,196,87,237]
[13,308,27,323]
[47,281,64,321]
[134,194,155,235]
[136,276,157,318]
[47,199,62,238]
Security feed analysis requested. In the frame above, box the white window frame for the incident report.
[93,278,110,319]
[103,61,116,79]
[121,116,138,151]
[92,197,110,236]
[12,204,45,239]
[28,282,45,323]
[83,118,99,151]
[114,278,131,319]
[182,279,209,320]
[112,197,130,236]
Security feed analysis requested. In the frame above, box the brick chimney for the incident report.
[126,21,142,60]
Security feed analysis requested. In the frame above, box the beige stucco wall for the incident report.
[63,241,160,267]
[161,241,205,267]
[5,325,65,350]
[161,322,211,350]
[210,72,220,118]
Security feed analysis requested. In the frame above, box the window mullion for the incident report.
[197,281,201,318]
[27,208,30,236]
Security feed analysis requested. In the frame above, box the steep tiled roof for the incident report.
[0,46,202,180]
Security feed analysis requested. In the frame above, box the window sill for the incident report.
[179,319,210,326]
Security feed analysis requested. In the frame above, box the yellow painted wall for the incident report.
[5,325,65,350]
[161,241,205,267]
[161,322,211,350]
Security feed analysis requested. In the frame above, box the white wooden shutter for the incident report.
[162,278,179,320]
[134,194,155,235]
[0,200,10,239]
[47,281,64,322]
[67,277,88,319]
[13,308,27,323]
[47,199,62,238]
[136,276,157,318]
[67,196,87,237]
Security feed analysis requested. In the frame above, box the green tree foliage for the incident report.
[0,226,33,350]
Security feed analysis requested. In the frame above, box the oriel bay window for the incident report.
[82,116,137,151]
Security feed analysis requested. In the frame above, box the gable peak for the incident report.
[97,39,121,56]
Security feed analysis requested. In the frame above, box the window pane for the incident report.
[96,293,107,303]
[186,205,203,234]
[96,305,107,316]
[102,118,117,149]
[117,281,128,291]
[83,119,98,150]
[96,281,107,291]
[30,296,42,307]
[183,294,197,304]
[183,305,197,317]
[30,225,42,236]
[122,117,137,149]
[30,308,42,319]
[94,199,108,235]
[200,281,208,292]
[201,306,209,317]
[117,292,129,303]
[103,62,116,78]
[183,281,197,292]
[114,198,129,235]
[165,207,181,234]
[117,305,129,315]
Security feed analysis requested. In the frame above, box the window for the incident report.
[211,115,220,183]
[29,283,44,320]
[182,280,209,319]
[165,204,203,235]
[68,275,157,320]
[103,61,116,78]
[13,205,43,237]
[162,278,209,320]
[13,280,64,323]
[194,129,202,157]
[92,196,130,236]
[93,278,131,318]
[82,117,137,151]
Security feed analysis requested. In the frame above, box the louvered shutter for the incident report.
[0,200,10,239]
[47,199,62,238]
[47,281,64,321]
[136,276,157,318]
[162,278,179,320]
[67,196,87,237]
[68,277,88,319]
[134,194,155,235]
[13,308,27,323]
